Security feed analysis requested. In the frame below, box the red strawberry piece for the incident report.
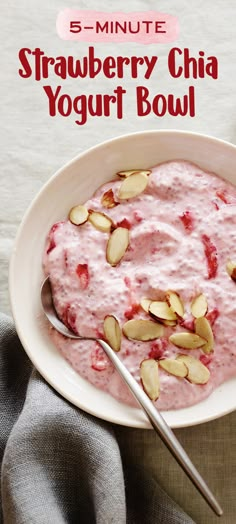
[201,234,218,279]
[46,222,64,254]
[76,264,89,289]
[179,211,194,233]
[91,344,109,371]
[206,308,219,326]
[216,190,228,204]
[148,339,168,359]
[124,303,140,320]
[216,189,236,205]
[95,328,105,340]
[179,318,195,332]
[61,305,77,334]
[136,276,144,284]
[212,199,220,211]
[133,210,143,223]
[47,238,56,254]
[199,354,212,367]
[117,218,131,229]
[124,276,131,288]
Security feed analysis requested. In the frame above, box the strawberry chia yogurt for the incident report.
[43,161,236,410]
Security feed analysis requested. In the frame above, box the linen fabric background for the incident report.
[0,312,197,524]
[1,1,236,522]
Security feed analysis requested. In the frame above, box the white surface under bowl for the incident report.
[9,130,236,428]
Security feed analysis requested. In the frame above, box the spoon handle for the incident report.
[98,339,223,517]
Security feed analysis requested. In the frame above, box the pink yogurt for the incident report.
[43,161,236,410]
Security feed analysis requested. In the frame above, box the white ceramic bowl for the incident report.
[9,130,236,428]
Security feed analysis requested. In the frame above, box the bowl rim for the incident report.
[9,129,236,428]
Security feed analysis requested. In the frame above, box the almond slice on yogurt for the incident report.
[118,173,149,200]
[166,290,184,317]
[106,227,129,266]
[103,315,121,352]
[101,189,118,209]
[69,205,89,226]
[169,332,206,349]
[149,301,177,321]
[191,294,208,318]
[162,319,178,327]
[117,169,151,178]
[226,260,236,281]
[195,317,214,353]
[140,359,160,400]
[176,355,210,384]
[140,298,153,313]
[88,211,114,233]
[123,319,164,341]
[159,358,188,378]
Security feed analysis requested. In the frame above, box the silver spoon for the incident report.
[41,276,223,517]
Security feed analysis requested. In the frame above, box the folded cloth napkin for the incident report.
[0,313,195,524]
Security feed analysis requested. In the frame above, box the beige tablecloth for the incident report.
[1,1,235,522]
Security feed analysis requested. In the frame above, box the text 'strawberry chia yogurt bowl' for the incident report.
[43,161,236,411]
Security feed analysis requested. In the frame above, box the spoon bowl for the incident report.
[41,277,94,340]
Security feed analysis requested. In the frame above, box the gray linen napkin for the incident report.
[0,313,195,524]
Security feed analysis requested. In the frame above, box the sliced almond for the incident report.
[88,211,113,233]
[101,189,118,209]
[149,301,177,321]
[191,294,208,318]
[140,359,160,400]
[123,319,163,341]
[106,227,129,266]
[69,205,88,226]
[103,315,121,352]
[195,317,214,354]
[166,290,184,317]
[140,298,153,313]
[117,169,151,178]
[169,332,206,349]
[118,173,148,200]
[226,260,236,281]
[162,319,178,327]
[176,355,210,384]
[159,359,188,378]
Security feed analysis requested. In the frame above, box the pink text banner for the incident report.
[56,10,179,44]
